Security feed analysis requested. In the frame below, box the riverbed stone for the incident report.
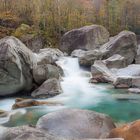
[37,109,116,139]
[108,120,140,140]
[60,25,109,54]
[31,78,62,98]
[0,36,36,96]
[12,98,62,109]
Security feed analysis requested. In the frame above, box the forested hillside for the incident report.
[0,0,140,46]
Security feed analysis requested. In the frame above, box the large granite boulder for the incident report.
[100,31,137,65]
[31,78,62,98]
[37,109,115,139]
[0,36,36,96]
[0,126,123,140]
[60,25,109,54]
[108,120,140,140]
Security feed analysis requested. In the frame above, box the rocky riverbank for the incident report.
[0,24,140,140]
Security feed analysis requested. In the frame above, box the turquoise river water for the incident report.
[0,57,140,127]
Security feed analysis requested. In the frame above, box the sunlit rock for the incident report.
[108,120,140,140]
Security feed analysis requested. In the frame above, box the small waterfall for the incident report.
[55,57,107,107]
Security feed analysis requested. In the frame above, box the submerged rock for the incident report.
[31,78,62,98]
[108,120,140,140]
[60,25,109,54]
[12,98,62,109]
[0,36,35,96]
[37,109,116,139]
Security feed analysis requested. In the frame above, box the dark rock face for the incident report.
[108,120,140,140]
[37,109,116,139]
[0,36,35,96]
[31,78,62,98]
[60,25,109,54]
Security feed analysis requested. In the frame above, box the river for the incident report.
[1,57,140,127]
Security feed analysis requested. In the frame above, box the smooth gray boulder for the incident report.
[31,78,62,98]
[37,109,116,139]
[100,31,137,65]
[60,25,109,54]
[0,36,36,96]
[0,126,124,140]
